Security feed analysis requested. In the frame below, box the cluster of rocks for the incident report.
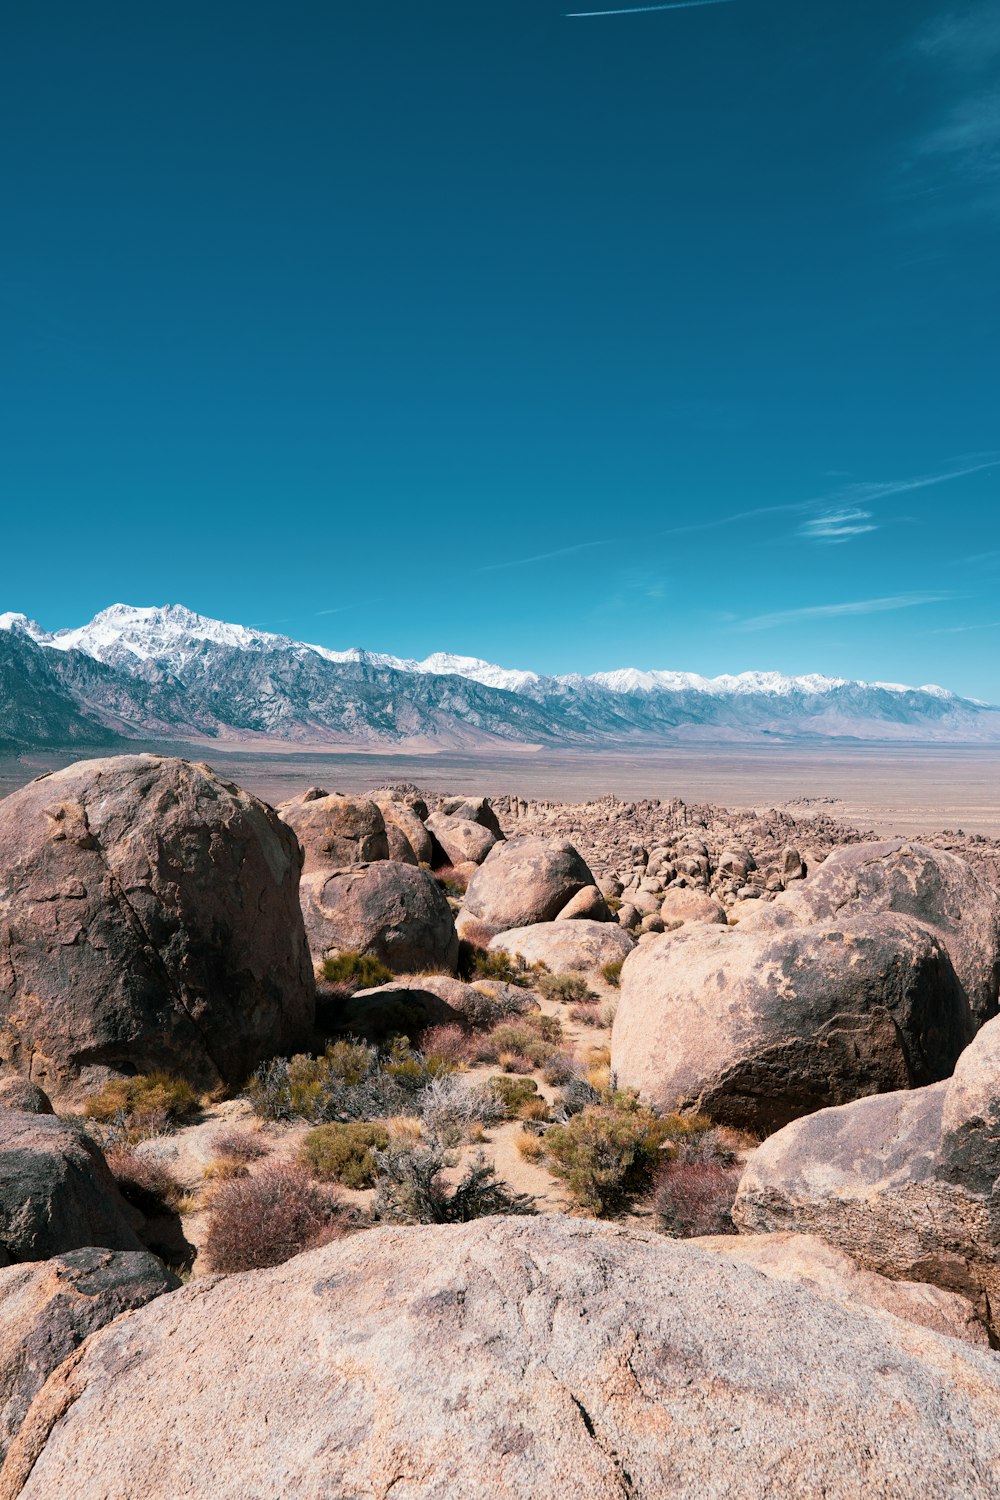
[0,757,999,1494]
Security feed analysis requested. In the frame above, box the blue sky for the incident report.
[2,0,998,696]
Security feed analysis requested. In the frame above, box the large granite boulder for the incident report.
[0,1112,145,1265]
[0,756,315,1100]
[277,789,389,871]
[0,1248,177,1465]
[740,840,1000,1025]
[329,984,461,1043]
[691,1231,987,1346]
[457,837,599,942]
[733,1014,1000,1331]
[438,795,503,836]
[7,1217,1000,1499]
[300,862,458,974]
[376,801,433,866]
[612,913,973,1133]
[489,920,634,972]
[658,888,728,926]
[425,812,500,867]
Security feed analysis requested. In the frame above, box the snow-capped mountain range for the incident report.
[2,603,998,751]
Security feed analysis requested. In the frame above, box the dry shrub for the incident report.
[542,1052,578,1087]
[536,972,594,1005]
[320,951,393,995]
[600,1000,618,1028]
[204,1164,349,1274]
[106,1148,184,1214]
[372,1143,536,1224]
[516,1130,545,1162]
[497,1050,534,1075]
[568,1002,603,1027]
[212,1127,271,1164]
[586,1065,612,1093]
[488,1075,541,1120]
[521,1097,550,1123]
[203,1158,249,1182]
[418,1024,474,1068]
[543,1094,710,1217]
[474,1018,560,1069]
[85,1074,199,1134]
[600,959,623,988]
[653,1157,741,1237]
[432,864,469,895]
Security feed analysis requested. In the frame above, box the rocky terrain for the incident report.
[4,602,1000,749]
[0,753,999,1496]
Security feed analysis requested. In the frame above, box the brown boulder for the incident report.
[300,862,458,974]
[0,1248,177,1465]
[329,984,461,1042]
[277,789,389,871]
[0,1112,145,1265]
[0,756,315,1100]
[489,920,634,972]
[658,888,728,926]
[371,798,433,866]
[438,795,503,836]
[457,836,598,940]
[425,813,500,867]
[733,1015,1000,1331]
[555,885,612,922]
[743,840,1000,1025]
[612,913,973,1133]
[0,1084,52,1117]
[8,1217,1000,1500]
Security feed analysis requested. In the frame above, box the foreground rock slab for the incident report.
[0,756,315,1099]
[0,1248,177,1465]
[612,912,972,1133]
[733,1013,1000,1331]
[6,1216,1000,1499]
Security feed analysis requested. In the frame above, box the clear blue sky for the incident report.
[2,1,998,696]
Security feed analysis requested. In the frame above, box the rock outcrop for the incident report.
[489,920,634,972]
[733,1014,1000,1331]
[0,756,315,1099]
[277,789,389,870]
[692,1231,988,1346]
[457,837,600,941]
[372,798,433,866]
[6,1217,1000,1499]
[0,1112,145,1265]
[612,914,973,1133]
[0,1248,177,1465]
[740,840,1000,1025]
[300,862,459,974]
[425,812,500,867]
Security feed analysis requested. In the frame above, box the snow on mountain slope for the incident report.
[2,602,997,747]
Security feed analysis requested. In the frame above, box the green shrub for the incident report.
[372,1142,536,1224]
[246,1038,452,1125]
[488,1075,541,1119]
[300,1121,391,1189]
[476,1017,561,1068]
[600,960,624,988]
[457,943,540,986]
[536,972,594,1005]
[320,952,394,991]
[543,1093,707,1216]
[84,1073,199,1132]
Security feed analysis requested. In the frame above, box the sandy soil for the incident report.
[3,741,999,836]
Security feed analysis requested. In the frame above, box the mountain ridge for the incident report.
[2,603,998,751]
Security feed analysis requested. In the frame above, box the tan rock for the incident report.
[457,836,598,939]
[300,862,458,974]
[555,885,612,922]
[425,813,500,867]
[8,1217,1000,1500]
[278,789,389,871]
[489,919,634,972]
[658,888,727,925]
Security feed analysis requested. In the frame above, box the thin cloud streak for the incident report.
[477,539,614,574]
[798,508,878,543]
[738,593,955,632]
[566,0,732,16]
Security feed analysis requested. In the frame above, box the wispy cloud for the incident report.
[737,593,955,632]
[798,508,878,543]
[914,6,1000,72]
[906,7,1000,215]
[925,619,1000,635]
[566,0,732,16]
[476,539,613,574]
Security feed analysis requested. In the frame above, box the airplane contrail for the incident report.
[567,0,733,16]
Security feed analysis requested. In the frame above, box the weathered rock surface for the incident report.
[425,812,499,867]
[742,840,1000,1025]
[658,888,728,925]
[0,1248,178,1464]
[489,920,634,972]
[733,1015,1000,1330]
[0,1113,145,1265]
[457,837,598,940]
[555,885,612,922]
[0,756,314,1099]
[300,862,458,974]
[7,1216,1000,1500]
[369,796,434,866]
[612,914,973,1133]
[0,1084,51,1117]
[692,1231,988,1346]
[277,789,389,870]
[330,984,461,1042]
[438,795,503,836]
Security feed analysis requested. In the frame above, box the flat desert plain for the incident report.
[2,741,998,838]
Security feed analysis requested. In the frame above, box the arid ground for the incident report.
[4,741,999,837]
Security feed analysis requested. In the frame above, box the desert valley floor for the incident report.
[4,740,1000,836]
